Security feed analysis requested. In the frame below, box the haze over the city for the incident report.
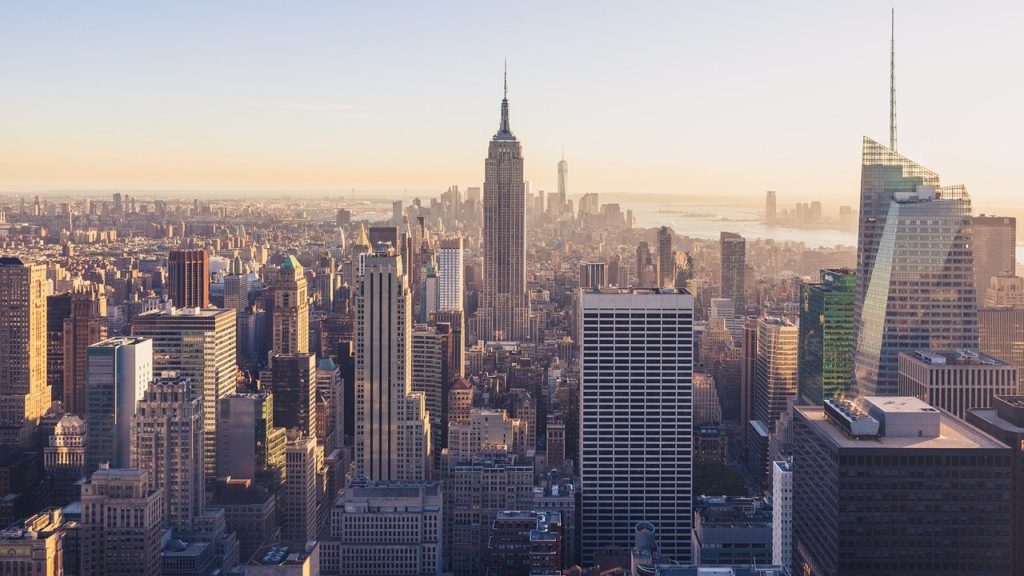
[3,1,1022,207]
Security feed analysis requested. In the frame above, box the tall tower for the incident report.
[354,246,431,481]
[657,226,674,288]
[80,468,163,576]
[557,150,568,215]
[438,236,465,312]
[0,257,50,445]
[271,256,310,355]
[63,287,107,415]
[85,337,152,472]
[131,376,205,531]
[765,191,777,225]
[579,288,694,564]
[754,317,799,432]
[167,248,210,308]
[481,65,530,341]
[720,232,747,313]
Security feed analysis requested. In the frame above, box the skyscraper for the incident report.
[438,236,465,312]
[223,273,249,312]
[132,307,236,479]
[168,248,210,308]
[63,287,108,415]
[271,256,310,355]
[282,431,318,544]
[411,323,451,475]
[765,190,777,225]
[579,288,693,564]
[853,161,978,396]
[754,317,798,432]
[973,215,1017,298]
[798,268,855,405]
[85,337,153,471]
[481,67,530,341]
[0,257,50,445]
[720,232,746,313]
[269,352,317,437]
[897,350,1018,420]
[557,151,568,215]
[80,468,164,576]
[657,226,673,288]
[131,376,205,531]
[216,391,286,485]
[354,246,431,481]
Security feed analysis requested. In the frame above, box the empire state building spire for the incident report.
[496,61,514,140]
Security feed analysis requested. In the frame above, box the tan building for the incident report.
[0,508,70,576]
[898,350,1019,420]
[44,413,87,505]
[282,432,318,544]
[62,287,107,415]
[80,467,164,576]
[271,256,310,355]
[446,408,528,471]
[694,372,723,426]
[0,257,51,446]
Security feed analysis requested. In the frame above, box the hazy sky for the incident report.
[2,1,1022,207]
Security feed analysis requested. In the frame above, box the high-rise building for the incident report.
[269,353,317,437]
[635,241,654,287]
[720,232,746,313]
[43,413,87,505]
[966,396,1024,576]
[710,297,742,344]
[223,274,249,312]
[80,467,164,576]
[0,508,72,575]
[46,293,73,402]
[487,510,563,576]
[216,392,286,485]
[282,431,318,544]
[85,337,153,471]
[793,397,1014,576]
[132,307,236,479]
[0,257,51,445]
[798,268,855,404]
[979,280,1024,386]
[985,274,1024,308]
[740,316,759,450]
[438,236,465,312]
[316,357,343,450]
[131,376,204,531]
[578,261,607,290]
[579,288,693,564]
[168,248,210,308]
[854,139,978,396]
[897,350,1018,420]
[771,460,793,570]
[62,288,108,414]
[557,152,568,215]
[411,323,451,475]
[480,68,530,341]
[657,226,674,288]
[973,215,1016,299]
[446,408,529,467]
[754,317,798,432]
[271,256,310,355]
[692,497,773,566]
[319,480,443,576]
[431,309,465,380]
[354,247,431,481]
[765,190,777,225]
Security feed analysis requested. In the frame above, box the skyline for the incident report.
[3,2,1023,207]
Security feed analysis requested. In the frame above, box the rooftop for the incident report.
[796,403,1007,450]
[904,349,1010,367]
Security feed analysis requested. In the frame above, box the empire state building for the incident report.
[480,69,530,341]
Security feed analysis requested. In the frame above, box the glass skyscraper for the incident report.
[799,268,855,405]
[853,138,978,396]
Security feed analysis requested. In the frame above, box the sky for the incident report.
[1,1,1022,208]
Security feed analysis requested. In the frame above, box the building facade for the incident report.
[898,350,1019,420]
[168,248,210,308]
[0,257,51,446]
[798,268,855,404]
[85,337,153,471]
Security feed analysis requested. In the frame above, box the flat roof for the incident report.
[796,405,1007,450]
[968,408,1024,434]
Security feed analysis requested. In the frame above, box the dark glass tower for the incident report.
[798,268,855,404]
[720,232,746,313]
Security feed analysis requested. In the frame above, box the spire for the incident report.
[889,8,897,152]
[497,61,512,138]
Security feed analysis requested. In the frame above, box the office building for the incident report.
[438,236,465,312]
[224,273,249,312]
[973,215,1016,299]
[487,510,562,576]
[0,257,51,446]
[0,508,70,576]
[765,191,777,225]
[710,297,741,345]
[217,391,286,485]
[754,317,798,432]
[271,256,310,355]
[354,247,431,481]
[720,232,746,313]
[898,350,1019,420]
[557,152,568,215]
[46,293,73,402]
[986,274,1024,308]
[316,357,343,450]
[431,309,465,380]
[480,69,530,341]
[771,460,792,570]
[578,261,607,289]
[793,396,1014,576]
[854,139,978,396]
[133,307,236,479]
[979,275,1024,386]
[282,432,317,544]
[412,323,452,475]
[579,288,694,564]
[85,337,153,471]
[446,408,528,468]
[546,413,566,470]
[966,396,1024,576]
[270,352,317,437]
[44,413,87,505]
[80,467,164,576]
[693,373,722,426]
[636,241,655,287]
[168,248,210,308]
[658,226,674,288]
[691,497,772,566]
[62,287,108,414]
[798,268,855,404]
[211,479,280,564]
[320,480,443,576]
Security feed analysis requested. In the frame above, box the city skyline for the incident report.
[3,2,1023,207]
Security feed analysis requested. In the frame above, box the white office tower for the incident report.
[438,236,465,312]
[354,246,431,481]
[710,297,742,345]
[579,288,694,564]
[772,460,793,570]
[85,337,153,471]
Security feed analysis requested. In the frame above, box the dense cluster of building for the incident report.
[0,57,1022,576]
